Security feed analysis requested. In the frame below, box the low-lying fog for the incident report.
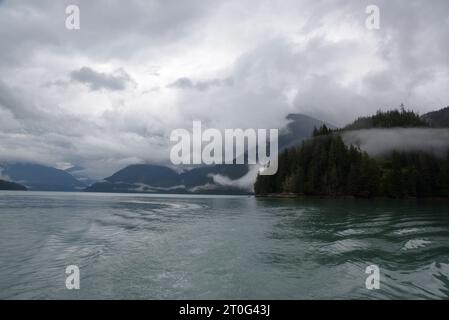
[342,129,449,158]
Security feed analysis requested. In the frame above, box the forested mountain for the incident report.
[255,108,449,198]
[255,134,449,198]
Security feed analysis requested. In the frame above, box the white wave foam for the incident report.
[402,239,432,250]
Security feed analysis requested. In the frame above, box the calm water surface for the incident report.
[0,191,448,299]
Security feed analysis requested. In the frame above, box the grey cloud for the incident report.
[0,0,217,65]
[43,79,69,88]
[70,67,134,91]
[0,81,45,121]
[168,77,233,91]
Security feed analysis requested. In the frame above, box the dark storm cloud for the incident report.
[70,67,134,91]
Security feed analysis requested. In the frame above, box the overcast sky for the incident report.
[1,0,448,178]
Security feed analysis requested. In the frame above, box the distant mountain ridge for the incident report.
[85,164,251,194]
[86,113,330,194]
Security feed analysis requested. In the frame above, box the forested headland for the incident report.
[255,108,449,198]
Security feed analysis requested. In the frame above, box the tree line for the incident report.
[344,106,429,130]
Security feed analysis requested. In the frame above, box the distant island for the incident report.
[0,179,27,191]
[255,107,449,199]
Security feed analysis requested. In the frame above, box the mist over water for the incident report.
[343,129,449,157]
[0,192,449,299]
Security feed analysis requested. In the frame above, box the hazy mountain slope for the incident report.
[85,164,183,193]
[107,164,181,186]
[1,163,85,191]
[279,113,335,149]
[421,106,449,127]
[65,166,97,187]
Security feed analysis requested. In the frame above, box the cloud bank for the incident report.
[70,67,134,91]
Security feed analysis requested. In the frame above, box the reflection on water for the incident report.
[0,191,448,299]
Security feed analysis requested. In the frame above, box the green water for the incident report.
[0,191,448,299]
